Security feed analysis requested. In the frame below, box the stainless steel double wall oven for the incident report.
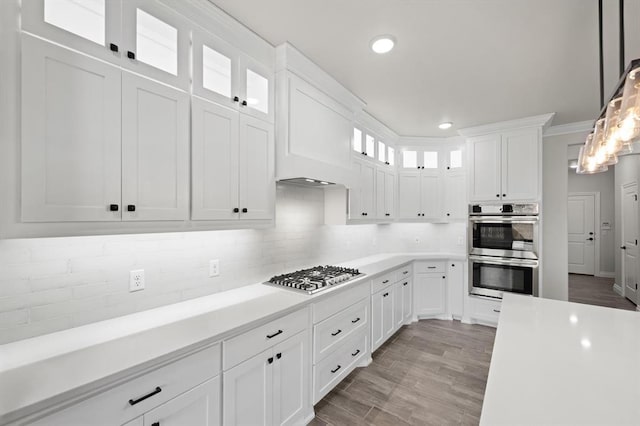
[468,203,539,299]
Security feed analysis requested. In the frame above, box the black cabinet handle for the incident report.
[276,352,282,359]
[417,213,421,216]
[427,266,436,269]
[268,357,274,364]
[621,246,627,250]
[233,208,239,213]
[382,279,389,284]
[152,422,159,426]
[442,276,446,279]
[385,213,390,216]
[127,51,135,59]
[128,387,162,406]
[109,43,118,52]
[331,365,342,374]
[351,349,360,357]
[362,152,366,155]
[241,100,247,106]
[451,264,455,267]
[493,309,501,313]
[351,317,360,324]
[266,330,283,339]
[242,208,248,213]
[446,166,450,170]
[109,204,119,212]
[383,292,389,297]
[233,96,239,102]
[587,237,594,241]
[403,282,408,286]
[362,212,366,216]
[403,271,409,275]
[416,166,420,169]
[331,329,342,336]
[127,205,135,212]
[446,213,450,216]
[496,194,500,198]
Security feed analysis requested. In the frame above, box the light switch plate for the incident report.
[209,259,220,277]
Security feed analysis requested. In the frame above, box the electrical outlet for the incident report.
[129,269,145,292]
[209,259,220,277]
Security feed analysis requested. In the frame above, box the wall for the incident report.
[0,184,465,344]
[567,165,615,275]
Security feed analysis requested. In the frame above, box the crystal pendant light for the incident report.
[577,133,608,174]
[602,96,632,158]
[618,67,640,142]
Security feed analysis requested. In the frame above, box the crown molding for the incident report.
[457,113,556,137]
[543,120,593,137]
[356,111,399,143]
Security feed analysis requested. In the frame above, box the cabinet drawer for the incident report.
[394,265,412,283]
[30,343,221,426]
[415,260,446,273]
[313,281,369,324]
[371,272,394,294]
[470,296,502,325]
[314,299,368,362]
[223,307,309,370]
[313,330,367,404]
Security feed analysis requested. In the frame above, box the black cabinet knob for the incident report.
[109,204,119,212]
[446,166,450,170]
[152,423,159,426]
[276,352,282,359]
[233,96,239,102]
[385,213,390,216]
[503,194,506,197]
[587,237,594,241]
[446,213,450,216]
[242,208,248,213]
[442,276,446,279]
[241,100,247,106]
[127,51,135,59]
[362,212,366,216]
[109,43,118,52]
[127,205,135,212]
[383,292,389,297]
[233,208,239,213]
[496,194,500,198]
[267,357,274,364]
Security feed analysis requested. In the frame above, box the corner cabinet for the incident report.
[468,128,541,202]
[191,97,274,222]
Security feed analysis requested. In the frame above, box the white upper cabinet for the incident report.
[350,159,376,219]
[468,129,539,202]
[121,0,190,89]
[121,71,190,221]
[21,34,122,222]
[193,31,274,122]
[22,0,122,64]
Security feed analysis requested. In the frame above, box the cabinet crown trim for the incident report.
[458,113,556,137]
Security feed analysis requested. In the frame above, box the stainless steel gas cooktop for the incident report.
[264,265,364,294]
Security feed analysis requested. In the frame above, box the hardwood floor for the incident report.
[568,273,637,311]
[310,320,496,426]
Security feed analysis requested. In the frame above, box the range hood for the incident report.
[278,178,338,188]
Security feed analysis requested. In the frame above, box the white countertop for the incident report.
[0,252,464,421]
[481,293,640,426]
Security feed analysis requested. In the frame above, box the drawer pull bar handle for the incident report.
[266,330,283,339]
[351,317,360,324]
[493,309,501,313]
[351,349,360,357]
[427,266,436,269]
[331,365,342,374]
[129,387,162,406]
[382,279,389,284]
[331,329,342,336]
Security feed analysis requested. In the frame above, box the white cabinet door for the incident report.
[238,115,274,220]
[121,0,190,89]
[223,349,273,426]
[469,134,501,202]
[376,168,386,220]
[22,0,122,65]
[421,175,441,220]
[443,172,467,220]
[447,262,464,319]
[393,283,403,330]
[381,288,394,340]
[192,31,239,109]
[191,97,240,221]
[272,331,310,426]
[415,274,446,317]
[121,72,189,221]
[401,279,413,323]
[385,171,395,219]
[398,173,421,219]
[21,34,122,222]
[371,291,384,352]
[240,55,274,123]
[360,161,376,218]
[501,129,539,201]
[144,376,221,426]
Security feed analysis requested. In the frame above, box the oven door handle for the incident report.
[469,255,539,268]
[469,216,538,224]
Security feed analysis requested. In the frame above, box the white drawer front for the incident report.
[394,265,412,283]
[313,281,369,324]
[371,272,394,294]
[223,307,309,370]
[313,298,368,362]
[29,344,221,426]
[470,296,502,325]
[415,260,446,273]
[313,330,367,404]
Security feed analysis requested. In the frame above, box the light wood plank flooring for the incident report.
[310,320,496,426]
[568,273,637,311]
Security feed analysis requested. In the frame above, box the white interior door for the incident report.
[622,184,638,304]
[567,194,596,275]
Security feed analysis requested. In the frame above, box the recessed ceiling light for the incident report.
[370,35,396,54]
[439,122,453,130]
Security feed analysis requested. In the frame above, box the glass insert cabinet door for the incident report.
[193,31,239,108]
[239,56,273,121]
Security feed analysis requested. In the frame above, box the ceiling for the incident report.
[209,0,601,136]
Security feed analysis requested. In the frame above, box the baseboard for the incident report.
[613,283,623,296]
[303,410,316,425]
[597,271,615,278]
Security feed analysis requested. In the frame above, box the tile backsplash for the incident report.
[0,184,465,344]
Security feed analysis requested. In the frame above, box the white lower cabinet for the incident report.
[414,261,447,318]
[371,285,394,352]
[448,262,464,320]
[401,278,413,323]
[371,266,414,353]
[467,296,502,326]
